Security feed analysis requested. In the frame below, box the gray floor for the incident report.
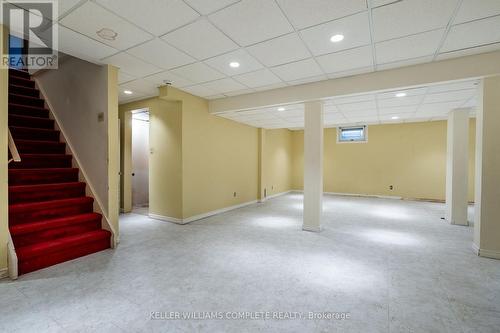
[1,193,500,333]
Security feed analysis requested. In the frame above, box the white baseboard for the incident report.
[183,200,258,223]
[291,190,402,200]
[149,213,184,225]
[148,199,258,225]
[0,267,8,280]
[302,225,321,232]
[264,190,293,200]
[473,243,500,260]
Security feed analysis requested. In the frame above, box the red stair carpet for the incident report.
[8,68,111,275]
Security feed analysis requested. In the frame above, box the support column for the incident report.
[445,108,470,226]
[474,76,500,259]
[303,101,323,232]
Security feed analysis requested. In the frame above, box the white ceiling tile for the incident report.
[223,89,256,97]
[376,56,434,71]
[271,58,323,82]
[103,52,162,77]
[246,33,310,67]
[59,0,84,18]
[118,71,136,84]
[316,46,373,74]
[441,16,500,52]
[418,101,464,114]
[287,75,328,86]
[161,19,238,60]
[337,100,377,112]
[379,113,413,121]
[372,0,459,42]
[342,109,378,117]
[184,0,240,15]
[436,42,500,61]
[376,29,444,64]
[206,94,227,99]
[233,69,282,88]
[181,84,218,97]
[209,0,293,46]
[378,105,418,115]
[143,70,194,88]
[454,0,500,24]
[300,12,371,56]
[253,82,288,91]
[60,1,153,50]
[326,66,374,79]
[378,95,423,108]
[57,25,118,63]
[371,0,399,7]
[427,80,478,93]
[423,89,475,104]
[95,0,199,36]
[377,88,427,100]
[204,49,263,76]
[198,78,247,93]
[120,78,158,95]
[127,39,195,69]
[170,62,225,84]
[275,0,367,29]
[334,93,375,105]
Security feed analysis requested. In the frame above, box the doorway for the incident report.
[131,109,150,215]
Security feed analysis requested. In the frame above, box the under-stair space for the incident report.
[7,68,111,275]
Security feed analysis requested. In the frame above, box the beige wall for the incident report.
[292,120,476,201]
[1,24,9,273]
[263,129,293,197]
[119,98,183,219]
[177,88,259,218]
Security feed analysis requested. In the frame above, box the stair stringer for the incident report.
[33,78,118,248]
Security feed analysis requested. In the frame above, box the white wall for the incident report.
[132,117,149,207]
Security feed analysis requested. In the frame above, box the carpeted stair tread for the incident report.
[9,103,49,118]
[14,139,66,154]
[9,182,86,204]
[9,196,94,225]
[9,93,45,108]
[9,76,35,88]
[16,229,110,263]
[9,84,39,98]
[10,153,73,169]
[8,168,79,185]
[10,213,102,236]
[9,126,60,141]
[9,114,54,129]
[9,68,31,79]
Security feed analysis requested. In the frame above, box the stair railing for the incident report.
[8,128,21,164]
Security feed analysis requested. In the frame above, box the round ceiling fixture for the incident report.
[391,116,399,120]
[395,92,407,98]
[229,62,240,68]
[124,90,133,95]
[97,28,118,41]
[277,107,285,111]
[330,34,344,43]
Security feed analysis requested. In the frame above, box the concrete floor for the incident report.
[1,193,500,333]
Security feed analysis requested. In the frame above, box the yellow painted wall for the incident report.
[119,97,183,219]
[176,88,259,218]
[263,129,293,197]
[292,120,476,201]
[0,24,9,273]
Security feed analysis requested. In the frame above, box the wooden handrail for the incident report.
[8,129,21,164]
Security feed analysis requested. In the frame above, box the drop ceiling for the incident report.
[216,79,478,130]
[6,0,500,106]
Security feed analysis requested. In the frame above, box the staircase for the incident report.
[7,68,111,275]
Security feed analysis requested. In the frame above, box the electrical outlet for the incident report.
[389,185,394,190]
[97,112,104,122]
[233,192,237,197]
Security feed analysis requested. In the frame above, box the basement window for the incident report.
[338,126,367,143]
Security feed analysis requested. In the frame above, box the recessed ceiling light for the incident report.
[330,34,344,43]
[277,107,285,111]
[395,92,407,98]
[229,62,240,68]
[391,116,400,120]
[96,28,118,41]
[124,90,133,95]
